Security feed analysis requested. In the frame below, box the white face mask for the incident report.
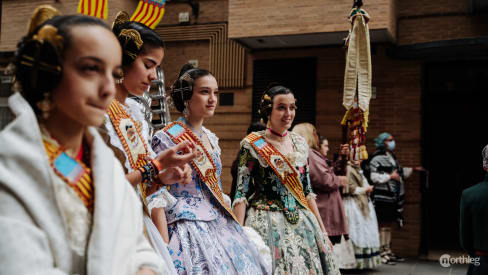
[387,140,396,151]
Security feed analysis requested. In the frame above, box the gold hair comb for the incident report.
[33,25,63,52]
[112,11,130,30]
[27,5,60,35]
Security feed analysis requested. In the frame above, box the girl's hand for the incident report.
[159,163,193,185]
[155,141,200,169]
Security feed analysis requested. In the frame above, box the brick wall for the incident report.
[228,0,396,40]
[0,0,137,51]
[161,0,228,26]
[398,15,488,45]
[396,0,487,45]
[162,40,210,85]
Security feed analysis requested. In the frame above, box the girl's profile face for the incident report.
[49,25,122,127]
[268,93,296,132]
[123,46,164,96]
[187,75,218,119]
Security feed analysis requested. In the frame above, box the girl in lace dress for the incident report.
[0,7,164,274]
[151,64,270,274]
[100,12,196,272]
[233,86,340,275]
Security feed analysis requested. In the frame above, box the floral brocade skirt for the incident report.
[167,211,269,275]
[245,207,340,275]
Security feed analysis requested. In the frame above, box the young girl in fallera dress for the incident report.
[0,6,164,274]
[100,12,196,272]
[233,86,341,274]
[151,64,270,274]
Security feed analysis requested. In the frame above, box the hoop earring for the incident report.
[37,92,53,119]
[183,101,189,117]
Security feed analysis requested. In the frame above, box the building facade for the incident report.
[1,0,487,257]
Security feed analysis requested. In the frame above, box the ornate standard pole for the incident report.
[341,0,372,163]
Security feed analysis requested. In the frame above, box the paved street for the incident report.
[341,259,468,275]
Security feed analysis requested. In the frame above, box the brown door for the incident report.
[422,61,488,250]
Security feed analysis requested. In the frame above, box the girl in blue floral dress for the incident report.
[151,64,270,275]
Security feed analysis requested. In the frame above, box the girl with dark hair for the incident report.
[233,86,340,274]
[151,64,271,274]
[101,12,195,272]
[0,6,165,274]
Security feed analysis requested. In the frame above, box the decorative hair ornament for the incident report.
[119,29,143,60]
[27,5,60,35]
[33,25,64,52]
[112,11,130,30]
[258,90,274,120]
[18,24,63,91]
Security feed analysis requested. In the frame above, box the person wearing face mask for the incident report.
[151,64,270,275]
[233,86,340,274]
[0,6,165,274]
[365,132,423,264]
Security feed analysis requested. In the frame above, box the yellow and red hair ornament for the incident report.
[77,0,108,19]
[131,0,166,29]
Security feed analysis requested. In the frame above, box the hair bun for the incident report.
[112,11,130,30]
[178,63,196,78]
[27,5,60,35]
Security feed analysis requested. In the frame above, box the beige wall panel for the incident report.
[228,0,395,39]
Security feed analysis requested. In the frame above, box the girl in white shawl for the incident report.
[100,14,196,268]
[0,6,182,275]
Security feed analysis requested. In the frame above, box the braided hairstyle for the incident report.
[170,63,212,113]
[15,6,110,116]
[258,85,294,124]
[111,11,164,67]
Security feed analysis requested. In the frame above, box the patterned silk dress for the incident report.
[151,118,269,275]
[233,130,340,275]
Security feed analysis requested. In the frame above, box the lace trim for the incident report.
[147,188,177,215]
[53,171,91,256]
[232,197,248,208]
[240,137,269,168]
[202,126,221,156]
[306,192,317,201]
[222,193,231,208]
